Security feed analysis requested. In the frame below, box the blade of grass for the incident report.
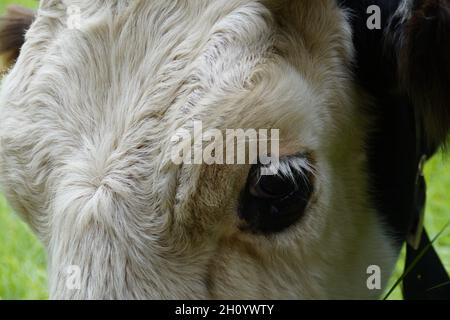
[426,280,450,292]
[383,221,450,300]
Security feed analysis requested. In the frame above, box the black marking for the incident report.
[337,0,419,246]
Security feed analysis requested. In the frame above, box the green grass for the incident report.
[0,0,449,300]
[1,0,46,300]
[0,196,47,299]
[386,153,450,300]
[0,0,37,14]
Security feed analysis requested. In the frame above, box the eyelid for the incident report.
[258,153,315,184]
[248,154,313,199]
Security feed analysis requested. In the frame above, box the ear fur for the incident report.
[394,0,450,149]
[0,5,35,71]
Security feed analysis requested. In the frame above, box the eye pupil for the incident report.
[270,205,280,216]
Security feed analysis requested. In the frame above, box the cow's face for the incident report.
[0,0,448,299]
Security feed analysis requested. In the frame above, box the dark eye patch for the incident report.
[238,155,314,234]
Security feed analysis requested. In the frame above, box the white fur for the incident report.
[0,0,397,299]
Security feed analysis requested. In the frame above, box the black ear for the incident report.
[392,0,450,149]
[0,5,35,70]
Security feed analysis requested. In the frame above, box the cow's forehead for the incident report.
[3,0,353,153]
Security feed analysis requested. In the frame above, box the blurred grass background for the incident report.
[0,0,36,15]
[0,0,449,300]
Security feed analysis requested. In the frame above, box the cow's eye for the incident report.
[238,156,314,234]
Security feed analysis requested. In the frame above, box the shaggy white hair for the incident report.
[0,0,397,299]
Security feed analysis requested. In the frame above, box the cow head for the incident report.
[0,0,448,299]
